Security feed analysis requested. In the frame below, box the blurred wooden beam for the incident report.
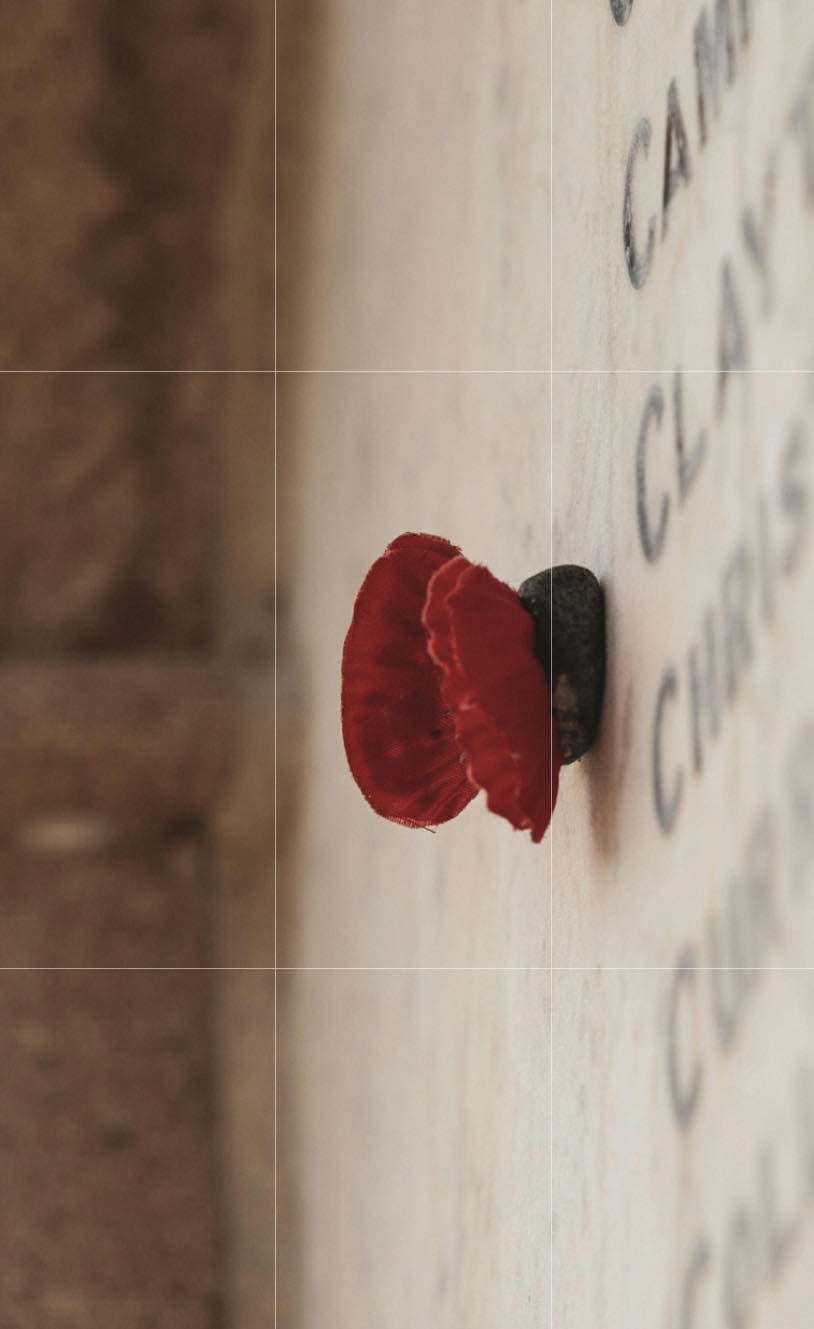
[0,659,235,835]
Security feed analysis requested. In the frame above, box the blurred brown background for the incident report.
[0,1,283,1325]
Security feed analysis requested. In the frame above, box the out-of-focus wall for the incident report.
[0,3,281,1327]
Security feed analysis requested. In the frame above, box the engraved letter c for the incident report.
[623,118,656,289]
[667,946,702,1130]
[653,666,683,833]
[636,384,669,562]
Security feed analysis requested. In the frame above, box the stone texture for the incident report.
[276,0,551,369]
[276,4,814,1328]
[0,0,248,652]
[0,969,221,1329]
[0,2,267,1325]
[0,836,213,969]
[0,0,248,372]
[0,660,234,833]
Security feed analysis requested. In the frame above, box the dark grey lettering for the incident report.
[636,385,668,561]
[653,667,683,832]
[722,544,752,701]
[756,492,775,626]
[738,0,751,40]
[674,369,707,503]
[707,911,739,1048]
[780,423,809,575]
[786,723,814,895]
[790,68,814,205]
[688,610,718,773]
[668,948,703,1129]
[609,0,633,23]
[742,155,777,315]
[624,118,656,288]
[718,261,747,417]
[663,79,692,236]
[694,0,736,146]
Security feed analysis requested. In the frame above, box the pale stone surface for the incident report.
[279,2,814,1326]
[278,371,554,1324]
[551,371,814,969]
[282,372,552,969]
[284,970,550,1329]
[553,1,814,371]
[279,0,551,370]
[554,970,814,1327]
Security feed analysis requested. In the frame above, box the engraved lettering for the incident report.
[790,66,814,205]
[663,79,692,236]
[738,0,751,41]
[694,0,737,146]
[742,155,778,315]
[674,369,707,503]
[609,0,633,24]
[780,423,809,575]
[688,610,719,773]
[653,666,683,832]
[670,1060,814,1327]
[722,544,752,701]
[668,947,703,1130]
[707,911,739,1048]
[756,491,776,625]
[786,723,814,894]
[636,385,668,561]
[718,261,747,417]
[624,118,656,288]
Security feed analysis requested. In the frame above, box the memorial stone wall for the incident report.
[279,1,814,1325]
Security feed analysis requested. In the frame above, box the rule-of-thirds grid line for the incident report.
[2,367,814,374]
[1,965,814,972]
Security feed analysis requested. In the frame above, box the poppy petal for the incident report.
[424,559,561,842]
[341,533,479,827]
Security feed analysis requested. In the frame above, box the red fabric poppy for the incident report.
[341,532,561,840]
[341,533,478,828]
[423,557,561,842]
